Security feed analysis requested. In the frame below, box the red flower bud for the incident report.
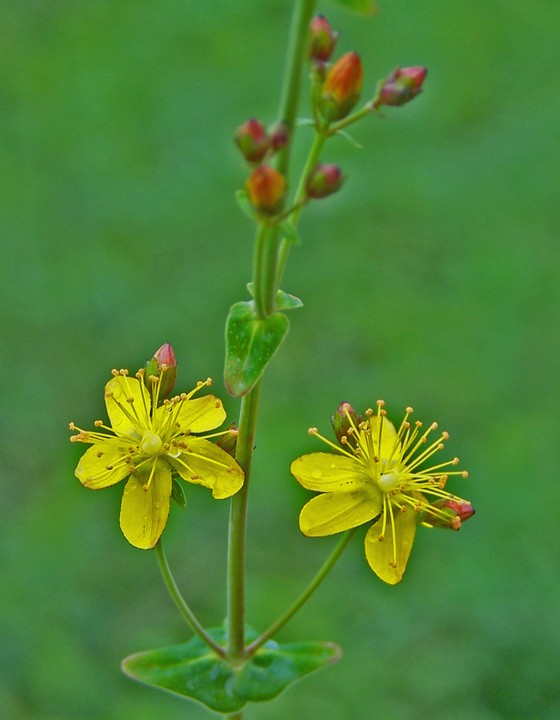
[144,343,177,399]
[245,164,286,214]
[268,120,290,152]
[306,163,344,199]
[309,15,339,63]
[319,51,363,122]
[422,498,475,531]
[374,66,428,108]
[331,401,362,447]
[234,118,270,164]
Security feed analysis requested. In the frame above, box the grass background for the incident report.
[1,1,559,718]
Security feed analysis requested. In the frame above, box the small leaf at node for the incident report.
[224,301,289,397]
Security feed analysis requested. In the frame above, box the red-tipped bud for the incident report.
[245,164,287,214]
[234,118,271,163]
[145,343,177,399]
[318,52,363,122]
[309,15,339,63]
[268,121,290,152]
[306,163,344,199]
[373,66,428,108]
[423,498,475,531]
[331,402,362,447]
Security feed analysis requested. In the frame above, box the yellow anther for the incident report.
[462,471,469,478]
[406,406,414,414]
[308,427,318,435]
[94,420,103,427]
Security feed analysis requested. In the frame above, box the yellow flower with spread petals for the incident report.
[70,368,244,549]
[291,401,473,585]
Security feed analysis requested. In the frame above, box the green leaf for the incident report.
[328,0,377,15]
[234,640,342,702]
[224,301,289,397]
[246,284,303,312]
[122,627,342,713]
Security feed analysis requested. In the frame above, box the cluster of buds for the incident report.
[235,119,290,215]
[234,118,289,165]
[309,15,427,122]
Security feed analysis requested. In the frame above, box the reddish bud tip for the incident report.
[154,342,177,369]
[145,343,177,399]
[306,163,344,199]
[374,66,428,108]
[245,164,287,214]
[424,498,475,531]
[309,15,339,63]
[235,118,270,163]
[319,51,363,122]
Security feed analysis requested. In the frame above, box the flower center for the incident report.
[140,431,163,456]
[378,468,400,492]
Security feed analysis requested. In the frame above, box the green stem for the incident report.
[245,528,357,656]
[226,0,315,664]
[276,129,326,286]
[252,222,270,319]
[227,383,262,660]
[275,0,318,177]
[155,540,226,658]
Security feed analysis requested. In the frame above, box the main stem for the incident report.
[225,0,316,664]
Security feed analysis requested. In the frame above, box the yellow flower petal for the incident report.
[104,375,150,439]
[291,452,371,492]
[368,415,399,460]
[171,437,244,499]
[119,460,171,549]
[167,394,226,434]
[299,489,382,537]
[75,438,132,489]
[364,508,417,585]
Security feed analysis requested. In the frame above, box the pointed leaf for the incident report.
[234,640,342,702]
[328,0,377,15]
[122,629,244,714]
[235,188,258,221]
[122,627,342,713]
[225,301,289,397]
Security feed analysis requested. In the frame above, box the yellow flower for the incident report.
[70,369,244,549]
[291,401,472,585]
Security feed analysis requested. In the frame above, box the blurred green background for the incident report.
[2,0,559,718]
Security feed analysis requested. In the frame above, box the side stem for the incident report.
[245,528,357,656]
[155,541,226,658]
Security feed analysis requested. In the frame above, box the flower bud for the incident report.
[421,498,475,530]
[309,15,339,63]
[216,422,238,457]
[331,402,361,447]
[245,164,286,214]
[268,121,290,152]
[306,163,344,199]
[318,51,363,122]
[234,118,270,164]
[144,343,177,399]
[373,66,427,108]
